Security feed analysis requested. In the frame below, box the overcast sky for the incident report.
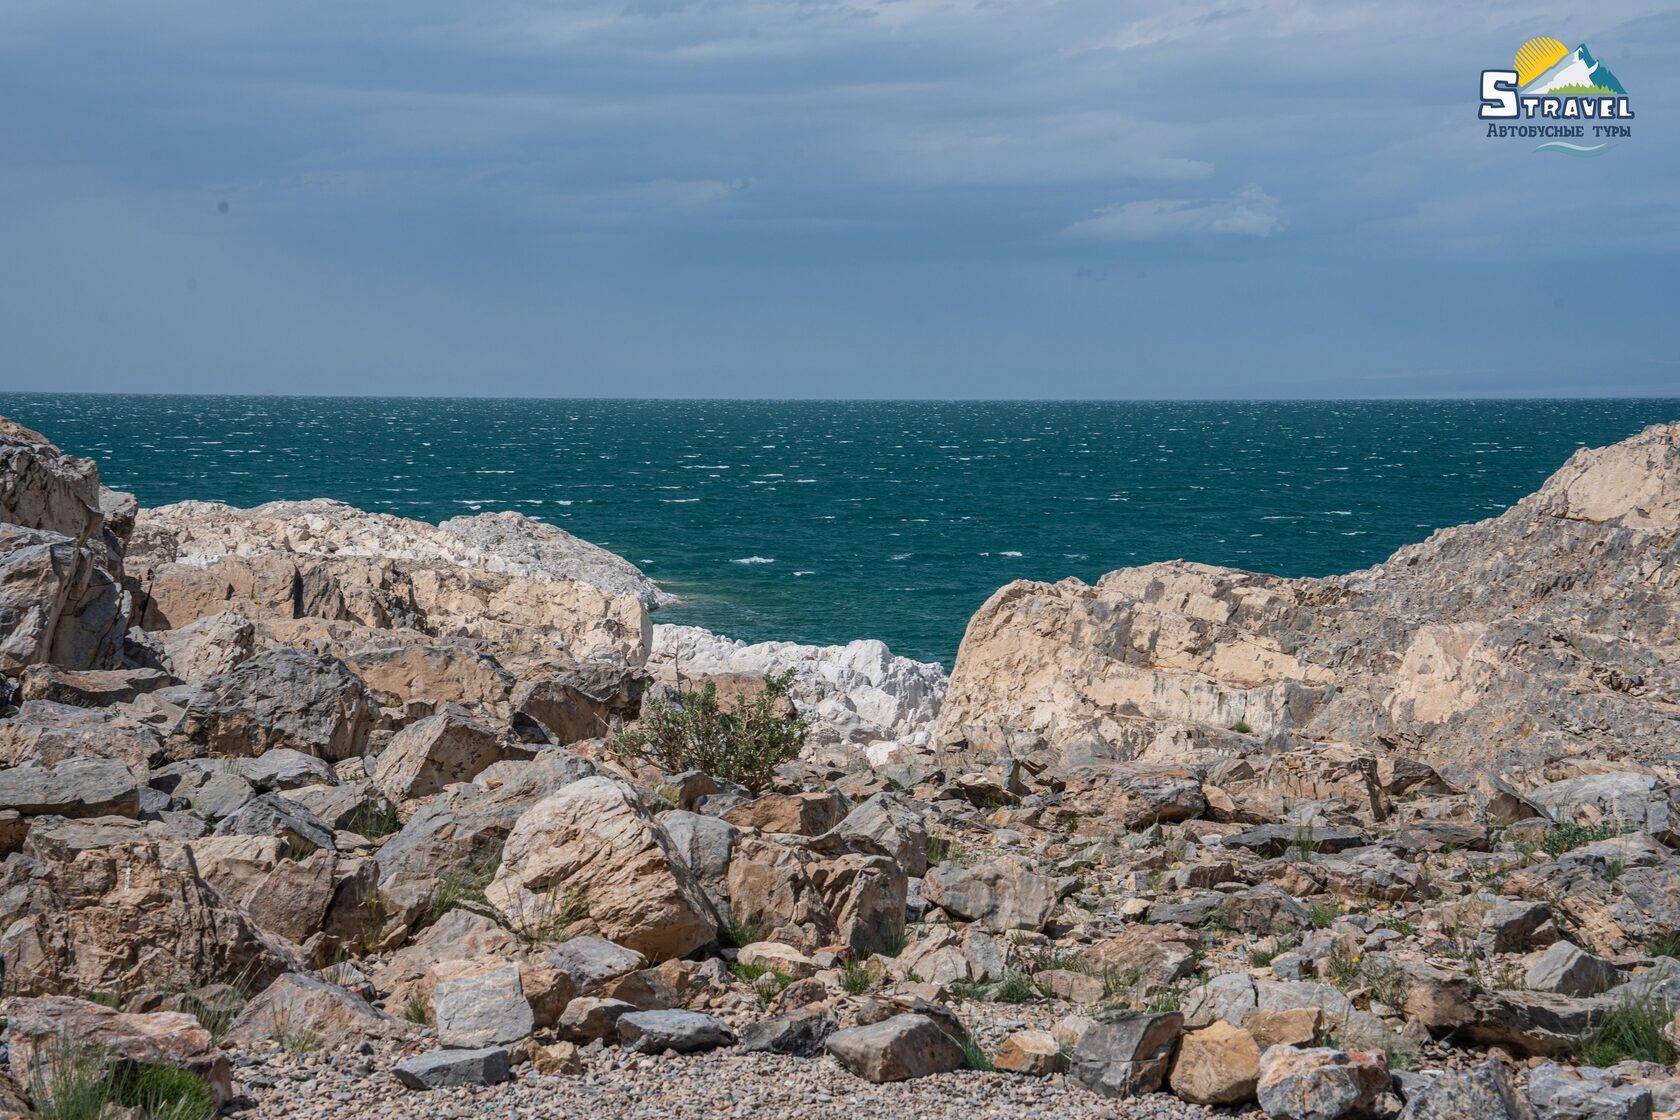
[2,1,1676,398]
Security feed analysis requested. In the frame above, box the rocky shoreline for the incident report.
[1,412,1678,1120]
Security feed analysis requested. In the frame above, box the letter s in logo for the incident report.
[1481,70,1519,118]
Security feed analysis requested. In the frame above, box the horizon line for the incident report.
[3,390,1679,406]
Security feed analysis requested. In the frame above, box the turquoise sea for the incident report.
[3,395,1676,666]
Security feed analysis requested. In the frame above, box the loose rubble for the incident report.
[0,414,1678,1120]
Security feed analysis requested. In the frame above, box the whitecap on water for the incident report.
[731,556,775,564]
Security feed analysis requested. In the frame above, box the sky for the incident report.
[1,1,1677,399]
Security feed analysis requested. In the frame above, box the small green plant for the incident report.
[1102,965,1143,997]
[1646,932,1680,960]
[725,912,766,950]
[345,801,401,840]
[506,886,590,945]
[1229,718,1253,734]
[402,995,428,1025]
[428,847,501,920]
[1307,901,1341,930]
[1143,988,1182,1014]
[994,969,1036,1004]
[1540,822,1627,857]
[1577,992,1676,1067]
[1604,858,1627,883]
[924,836,957,866]
[1380,915,1418,937]
[947,979,990,1002]
[1361,957,1410,1009]
[839,960,872,995]
[609,671,808,793]
[31,1047,216,1120]
[953,1032,993,1072]
[1326,943,1361,989]
[878,925,907,958]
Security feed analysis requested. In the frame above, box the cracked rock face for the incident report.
[938,421,1680,788]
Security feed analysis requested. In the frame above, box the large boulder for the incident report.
[0,757,139,819]
[484,776,717,960]
[923,855,1055,932]
[225,973,410,1048]
[1068,1011,1184,1098]
[371,705,514,801]
[4,995,232,1107]
[726,832,906,956]
[510,661,645,745]
[0,842,293,999]
[1256,1046,1390,1120]
[824,1014,965,1083]
[0,418,128,673]
[129,499,654,665]
[178,647,375,761]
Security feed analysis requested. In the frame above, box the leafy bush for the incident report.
[994,969,1036,1003]
[610,671,807,793]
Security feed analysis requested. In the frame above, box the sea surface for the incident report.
[3,395,1676,666]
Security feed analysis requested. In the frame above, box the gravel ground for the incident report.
[241,1044,1265,1120]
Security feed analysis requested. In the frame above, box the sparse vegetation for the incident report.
[428,848,501,920]
[344,801,401,840]
[1577,991,1676,1067]
[725,913,766,950]
[609,671,808,793]
[953,1031,993,1072]
[1540,821,1626,857]
[994,968,1036,1003]
[1307,901,1341,930]
[31,1047,216,1120]
[1229,718,1253,734]
[839,960,872,995]
[924,836,958,866]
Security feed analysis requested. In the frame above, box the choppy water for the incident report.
[3,395,1675,665]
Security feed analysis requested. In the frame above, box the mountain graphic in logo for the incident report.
[1515,37,1627,97]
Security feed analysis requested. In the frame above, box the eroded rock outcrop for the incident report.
[939,422,1680,788]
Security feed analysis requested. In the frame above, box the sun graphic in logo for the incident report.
[1514,37,1571,85]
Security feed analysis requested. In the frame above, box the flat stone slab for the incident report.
[391,1047,511,1090]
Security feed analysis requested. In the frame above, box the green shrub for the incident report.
[428,847,502,920]
[953,1032,993,1071]
[32,1048,215,1120]
[839,960,872,995]
[1229,718,1253,734]
[344,801,401,840]
[609,671,808,793]
[1541,821,1626,857]
[1307,901,1340,930]
[1577,991,1675,1067]
[924,836,958,866]
[725,913,765,950]
[994,969,1036,1004]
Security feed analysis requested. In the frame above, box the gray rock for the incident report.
[616,1009,734,1054]
[213,793,336,854]
[179,648,374,762]
[432,960,533,1048]
[0,757,139,819]
[1068,1011,1183,1098]
[391,1047,511,1090]
[923,855,1055,932]
[1526,942,1620,998]
[1257,1046,1390,1120]
[1482,901,1559,954]
[510,663,644,746]
[1222,824,1369,858]
[1399,1058,1533,1119]
[820,792,931,878]
[738,1008,837,1056]
[825,1013,966,1083]
[547,936,647,994]
[1527,1062,1653,1120]
[557,997,637,1043]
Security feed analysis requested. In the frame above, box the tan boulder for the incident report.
[372,705,513,801]
[4,995,232,1106]
[725,790,850,836]
[995,1028,1064,1075]
[0,842,294,999]
[485,776,717,960]
[1170,1021,1260,1105]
